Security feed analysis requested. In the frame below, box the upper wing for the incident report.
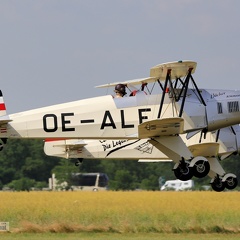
[138,117,184,139]
[150,60,197,80]
[95,77,156,89]
[96,60,197,89]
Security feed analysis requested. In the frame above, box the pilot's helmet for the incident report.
[114,84,126,96]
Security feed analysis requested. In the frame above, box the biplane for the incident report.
[0,60,240,191]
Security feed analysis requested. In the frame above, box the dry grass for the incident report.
[1,191,240,233]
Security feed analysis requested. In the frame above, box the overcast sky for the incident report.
[0,0,240,113]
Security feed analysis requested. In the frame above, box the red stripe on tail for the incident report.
[0,103,6,111]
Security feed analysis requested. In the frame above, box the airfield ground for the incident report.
[1,233,240,240]
[0,191,240,238]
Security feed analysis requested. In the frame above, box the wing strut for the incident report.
[178,68,192,117]
[157,69,172,118]
[157,65,206,119]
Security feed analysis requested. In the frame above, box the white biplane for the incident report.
[0,60,240,191]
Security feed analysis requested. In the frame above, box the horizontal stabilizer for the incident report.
[45,139,87,150]
[138,159,172,163]
[0,115,12,125]
[138,117,184,138]
[44,139,87,158]
[54,140,87,150]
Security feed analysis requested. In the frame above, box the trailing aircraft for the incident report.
[44,125,240,192]
[0,60,240,191]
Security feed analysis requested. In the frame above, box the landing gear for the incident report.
[0,143,3,151]
[173,160,193,181]
[173,156,210,181]
[223,173,238,190]
[225,176,238,190]
[75,158,83,166]
[192,159,210,178]
[0,138,7,151]
[211,175,225,192]
[210,173,238,192]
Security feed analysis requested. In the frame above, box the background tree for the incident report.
[0,139,60,190]
[0,139,239,191]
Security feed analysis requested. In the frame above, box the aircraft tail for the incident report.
[0,90,11,123]
[0,90,11,150]
[0,90,7,116]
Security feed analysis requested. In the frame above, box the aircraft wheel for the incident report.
[225,176,238,190]
[0,138,7,151]
[75,158,83,166]
[211,178,225,192]
[174,162,193,181]
[193,160,210,178]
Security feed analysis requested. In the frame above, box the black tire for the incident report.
[193,160,210,178]
[174,163,193,181]
[211,179,225,192]
[225,177,238,190]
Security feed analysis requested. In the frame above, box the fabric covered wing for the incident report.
[138,117,184,139]
[188,142,219,157]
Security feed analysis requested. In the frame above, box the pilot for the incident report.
[114,84,126,98]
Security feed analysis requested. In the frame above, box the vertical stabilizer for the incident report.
[0,90,7,116]
[0,90,10,150]
[0,90,11,123]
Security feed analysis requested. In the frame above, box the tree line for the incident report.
[0,139,239,191]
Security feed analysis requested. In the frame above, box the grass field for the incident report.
[1,191,240,235]
[2,233,240,240]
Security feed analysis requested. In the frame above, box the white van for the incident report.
[69,173,109,191]
[160,179,194,191]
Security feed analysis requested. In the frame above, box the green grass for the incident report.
[1,191,240,234]
[1,233,240,240]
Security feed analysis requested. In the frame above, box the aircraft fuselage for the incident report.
[2,89,240,139]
